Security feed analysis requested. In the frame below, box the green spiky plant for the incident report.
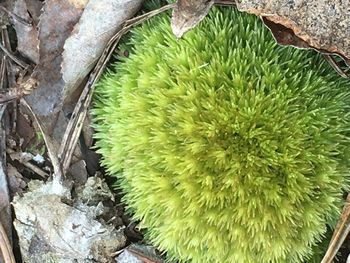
[93,6,350,263]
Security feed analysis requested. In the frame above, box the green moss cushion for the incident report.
[93,7,350,263]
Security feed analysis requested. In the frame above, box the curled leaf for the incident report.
[171,0,214,38]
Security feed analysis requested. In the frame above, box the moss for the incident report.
[93,7,350,263]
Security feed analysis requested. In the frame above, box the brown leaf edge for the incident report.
[170,0,234,38]
[171,0,214,38]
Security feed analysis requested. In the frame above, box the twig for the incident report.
[214,0,235,5]
[22,161,49,178]
[0,43,28,69]
[0,26,36,105]
[0,221,15,263]
[7,149,49,179]
[321,193,350,263]
[0,56,5,91]
[323,54,350,79]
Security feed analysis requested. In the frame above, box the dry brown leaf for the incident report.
[24,0,87,119]
[13,0,40,64]
[61,0,143,105]
[171,0,214,38]
[236,0,350,62]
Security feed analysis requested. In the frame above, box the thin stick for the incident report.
[0,43,28,69]
[321,194,350,263]
[214,0,235,5]
[6,149,49,179]
[0,221,15,263]
[323,54,350,79]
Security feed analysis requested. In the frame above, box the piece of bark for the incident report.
[61,0,143,105]
[171,0,214,38]
[236,0,350,62]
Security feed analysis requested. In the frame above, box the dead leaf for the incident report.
[12,0,40,64]
[68,0,88,9]
[61,0,143,105]
[236,0,350,62]
[171,0,214,38]
[25,0,88,119]
[0,77,38,105]
[21,0,145,182]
